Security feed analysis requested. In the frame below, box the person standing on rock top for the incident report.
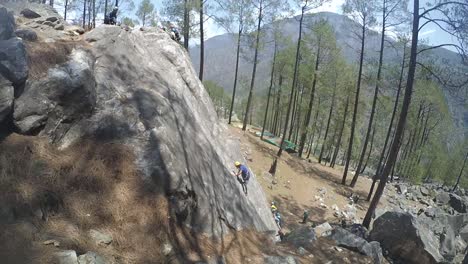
[233,161,250,195]
[104,6,119,25]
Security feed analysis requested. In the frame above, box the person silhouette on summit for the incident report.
[233,161,250,195]
[104,6,119,25]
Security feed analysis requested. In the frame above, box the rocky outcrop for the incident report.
[0,8,15,40]
[284,226,316,247]
[450,193,468,213]
[20,8,41,18]
[13,49,95,135]
[11,25,276,236]
[331,227,383,264]
[370,212,444,264]
[0,37,28,85]
[15,28,38,41]
[0,76,13,123]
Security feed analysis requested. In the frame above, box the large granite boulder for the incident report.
[14,26,276,236]
[15,28,38,42]
[0,7,15,40]
[284,226,317,248]
[435,191,450,205]
[20,8,41,19]
[449,193,468,213]
[0,37,28,85]
[331,227,383,264]
[370,212,444,264]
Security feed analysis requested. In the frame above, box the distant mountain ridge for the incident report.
[190,11,467,132]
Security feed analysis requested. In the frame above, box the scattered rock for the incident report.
[285,226,316,248]
[264,255,297,264]
[297,247,307,255]
[54,250,78,264]
[331,227,383,264]
[333,246,343,252]
[78,251,108,264]
[0,37,28,85]
[314,222,333,237]
[42,21,54,27]
[46,16,59,22]
[435,192,450,205]
[420,186,430,196]
[162,243,173,256]
[55,23,65,30]
[15,29,38,41]
[89,229,113,246]
[0,8,15,40]
[370,212,444,264]
[43,239,60,247]
[396,184,408,195]
[20,8,41,19]
[69,26,86,35]
[449,193,467,213]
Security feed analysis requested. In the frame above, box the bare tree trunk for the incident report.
[294,86,304,146]
[331,95,350,168]
[82,0,87,29]
[242,2,263,131]
[64,0,69,21]
[368,45,407,200]
[262,42,278,139]
[104,0,108,21]
[350,6,386,187]
[319,79,337,163]
[199,0,205,81]
[275,4,305,158]
[361,124,376,174]
[288,87,298,140]
[342,20,366,185]
[314,118,325,155]
[49,0,54,7]
[298,37,321,157]
[452,153,468,192]
[183,0,190,51]
[363,0,420,229]
[92,0,96,28]
[307,97,321,159]
[228,30,243,124]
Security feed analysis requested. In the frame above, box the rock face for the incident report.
[264,256,297,264]
[78,251,108,264]
[14,49,95,134]
[20,8,41,18]
[449,193,467,213]
[284,226,316,247]
[0,38,28,85]
[15,28,38,41]
[0,76,14,123]
[0,8,15,40]
[13,26,276,236]
[370,212,444,264]
[331,227,383,264]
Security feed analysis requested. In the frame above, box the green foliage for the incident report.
[204,81,231,119]
[136,0,154,26]
[121,17,138,27]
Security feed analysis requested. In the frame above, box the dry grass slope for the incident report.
[0,134,170,263]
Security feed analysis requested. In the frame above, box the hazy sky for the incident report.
[152,0,457,48]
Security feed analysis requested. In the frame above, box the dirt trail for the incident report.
[230,125,390,232]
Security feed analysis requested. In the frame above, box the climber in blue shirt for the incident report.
[233,161,250,195]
